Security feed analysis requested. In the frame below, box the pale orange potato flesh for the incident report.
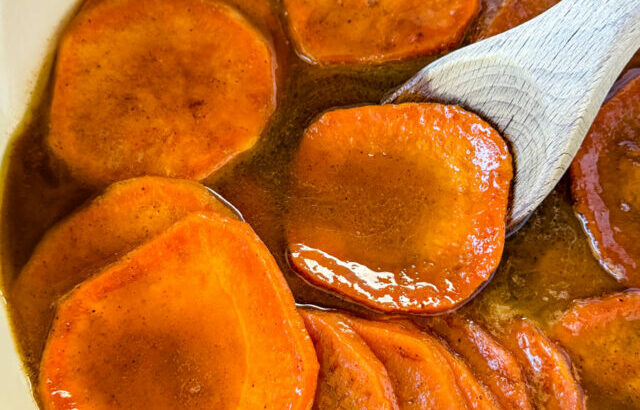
[299,308,399,410]
[39,213,318,410]
[502,319,585,410]
[283,0,479,64]
[11,176,238,372]
[345,317,470,409]
[427,315,533,409]
[286,103,513,314]
[48,0,276,186]
[551,290,640,408]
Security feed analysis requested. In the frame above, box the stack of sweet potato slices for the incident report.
[299,307,591,410]
[14,177,318,409]
[16,0,640,407]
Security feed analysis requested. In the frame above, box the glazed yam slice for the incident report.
[476,0,559,39]
[11,176,238,371]
[345,317,472,409]
[298,308,399,410]
[550,290,640,408]
[49,0,276,186]
[428,316,532,410]
[39,213,318,410]
[502,319,585,410]
[428,334,500,410]
[284,0,479,64]
[570,74,640,286]
[286,103,512,314]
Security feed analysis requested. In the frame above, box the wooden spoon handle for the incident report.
[387,0,640,231]
[491,0,640,117]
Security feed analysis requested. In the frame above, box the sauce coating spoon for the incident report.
[385,0,640,232]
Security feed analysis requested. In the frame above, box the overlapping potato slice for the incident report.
[299,308,399,410]
[11,177,238,371]
[502,319,585,410]
[346,316,488,409]
[427,335,500,410]
[551,290,640,408]
[39,213,318,410]
[570,74,640,286]
[286,103,512,313]
[427,315,532,409]
[48,0,276,186]
[283,0,479,64]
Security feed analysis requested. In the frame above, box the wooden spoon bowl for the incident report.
[386,0,640,231]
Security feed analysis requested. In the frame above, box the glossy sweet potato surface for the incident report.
[551,290,640,408]
[299,308,399,410]
[345,317,472,409]
[283,0,479,64]
[477,0,559,39]
[502,319,585,410]
[427,316,532,409]
[570,75,640,286]
[427,333,500,410]
[48,0,275,186]
[286,103,512,313]
[39,213,318,410]
[11,177,237,371]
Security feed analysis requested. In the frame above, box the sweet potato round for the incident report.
[427,331,500,410]
[39,213,318,410]
[283,0,479,64]
[570,74,640,286]
[502,319,585,410]
[11,177,237,372]
[345,317,470,409]
[286,103,512,313]
[551,290,640,408]
[299,308,399,410]
[48,0,276,186]
[428,315,532,410]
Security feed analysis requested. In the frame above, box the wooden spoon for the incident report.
[385,0,640,232]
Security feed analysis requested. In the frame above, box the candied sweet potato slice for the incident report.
[550,290,640,408]
[570,74,640,286]
[11,176,238,371]
[286,103,512,314]
[502,319,585,410]
[427,316,532,409]
[344,316,470,409]
[283,0,479,64]
[39,213,318,410]
[476,0,559,39]
[428,333,500,410]
[48,0,276,186]
[298,308,399,410]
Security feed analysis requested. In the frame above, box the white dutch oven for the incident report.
[1,1,82,407]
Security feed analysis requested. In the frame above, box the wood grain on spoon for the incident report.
[386,0,640,231]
